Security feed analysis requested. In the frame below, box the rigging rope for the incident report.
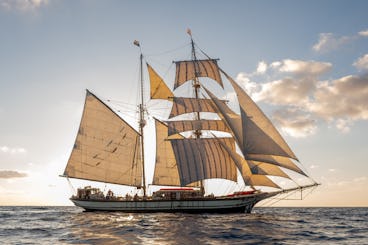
[145,42,190,57]
[67,177,76,194]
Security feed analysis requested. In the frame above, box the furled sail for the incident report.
[174,59,223,89]
[64,90,142,187]
[169,97,226,118]
[220,69,298,160]
[170,138,237,186]
[147,63,173,100]
[167,119,230,136]
[152,119,182,186]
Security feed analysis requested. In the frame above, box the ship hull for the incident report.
[70,193,276,213]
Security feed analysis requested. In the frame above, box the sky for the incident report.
[0,0,367,206]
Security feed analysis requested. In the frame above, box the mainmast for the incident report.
[134,40,147,197]
[187,29,204,193]
[188,29,202,138]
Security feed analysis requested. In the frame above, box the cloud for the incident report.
[252,60,330,107]
[0,0,48,11]
[256,77,315,106]
[235,56,368,136]
[353,54,368,71]
[272,108,317,138]
[0,146,26,154]
[335,119,352,133]
[256,61,268,74]
[276,59,332,76]
[312,33,354,53]
[358,29,368,37]
[313,29,368,53]
[308,74,368,122]
[235,72,260,97]
[0,170,28,179]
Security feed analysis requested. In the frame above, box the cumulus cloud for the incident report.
[353,54,368,71]
[277,59,332,76]
[312,33,353,53]
[272,109,317,138]
[308,74,368,122]
[256,77,315,106]
[256,61,268,74]
[0,146,26,154]
[234,56,368,136]
[0,0,48,11]
[0,170,28,179]
[235,72,260,98]
[252,60,331,107]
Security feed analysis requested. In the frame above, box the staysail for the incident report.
[152,119,183,186]
[147,63,173,100]
[64,90,142,187]
[220,70,298,160]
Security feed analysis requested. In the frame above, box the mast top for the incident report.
[186,28,192,37]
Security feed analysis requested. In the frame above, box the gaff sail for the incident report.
[64,90,142,187]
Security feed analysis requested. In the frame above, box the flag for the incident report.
[186,28,192,36]
[133,40,140,47]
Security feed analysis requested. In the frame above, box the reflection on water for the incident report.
[66,211,207,244]
[0,207,367,244]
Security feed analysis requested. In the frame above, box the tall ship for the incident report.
[61,31,318,213]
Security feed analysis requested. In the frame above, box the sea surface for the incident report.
[0,206,367,244]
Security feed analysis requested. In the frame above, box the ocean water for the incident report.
[0,207,367,244]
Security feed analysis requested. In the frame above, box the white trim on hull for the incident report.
[71,193,276,213]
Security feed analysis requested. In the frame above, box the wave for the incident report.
[0,207,366,244]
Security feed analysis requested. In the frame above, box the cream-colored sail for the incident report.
[167,119,230,136]
[152,119,182,186]
[202,86,305,179]
[221,70,298,160]
[248,161,290,179]
[202,86,244,147]
[217,139,281,188]
[147,63,173,100]
[170,138,237,186]
[169,97,226,118]
[247,154,306,176]
[174,59,223,89]
[64,90,142,186]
